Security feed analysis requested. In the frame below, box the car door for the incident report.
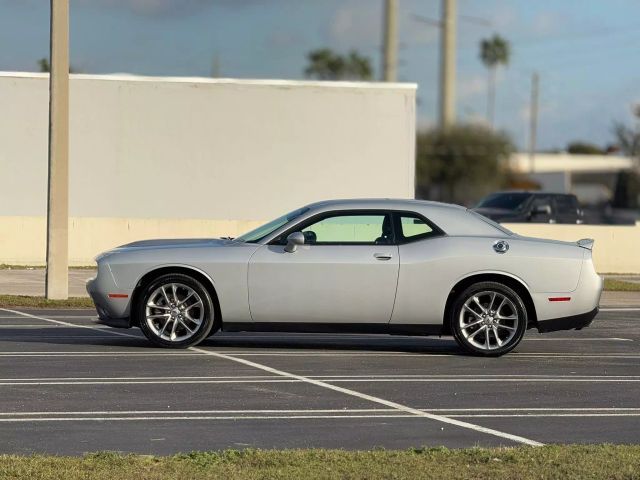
[247,211,399,325]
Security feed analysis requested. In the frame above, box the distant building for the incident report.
[509,152,637,205]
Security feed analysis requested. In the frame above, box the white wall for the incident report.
[0,73,416,219]
[505,222,640,274]
[0,73,416,264]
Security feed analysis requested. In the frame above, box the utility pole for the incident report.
[211,53,221,78]
[382,0,398,82]
[528,72,539,174]
[45,0,70,300]
[439,0,456,128]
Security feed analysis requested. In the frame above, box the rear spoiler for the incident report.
[577,238,594,250]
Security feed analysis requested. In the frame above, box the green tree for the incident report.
[567,141,605,155]
[416,124,514,204]
[612,107,640,208]
[37,57,77,73]
[479,34,510,127]
[304,48,373,81]
[613,107,640,158]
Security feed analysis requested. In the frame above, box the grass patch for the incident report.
[0,295,94,309]
[1,446,640,479]
[604,278,640,292]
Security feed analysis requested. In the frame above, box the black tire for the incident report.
[450,281,527,357]
[136,273,216,348]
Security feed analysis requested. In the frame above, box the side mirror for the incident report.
[284,232,305,253]
[532,204,551,216]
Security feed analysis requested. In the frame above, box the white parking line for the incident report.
[2,374,640,386]
[0,308,135,339]
[523,338,632,342]
[0,353,202,357]
[189,346,543,446]
[0,324,114,329]
[599,308,640,312]
[1,350,639,359]
[0,408,638,423]
[1,407,638,416]
[0,308,544,447]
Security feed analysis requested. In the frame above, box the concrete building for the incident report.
[510,152,637,204]
[0,72,417,265]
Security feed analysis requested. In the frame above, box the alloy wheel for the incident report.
[458,290,519,351]
[145,282,204,342]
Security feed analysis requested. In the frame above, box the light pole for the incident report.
[45,0,70,299]
[382,0,398,82]
[528,72,539,174]
[439,0,456,129]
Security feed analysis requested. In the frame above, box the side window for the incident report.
[397,214,437,243]
[301,214,389,245]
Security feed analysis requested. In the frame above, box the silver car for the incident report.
[87,199,602,356]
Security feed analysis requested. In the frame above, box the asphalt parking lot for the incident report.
[0,306,639,455]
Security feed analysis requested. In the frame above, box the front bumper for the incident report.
[86,276,132,329]
[536,307,598,333]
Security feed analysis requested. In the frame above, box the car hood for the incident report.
[116,238,230,249]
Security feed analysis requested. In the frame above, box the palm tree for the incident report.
[479,34,510,127]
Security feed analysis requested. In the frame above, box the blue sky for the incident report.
[1,0,639,150]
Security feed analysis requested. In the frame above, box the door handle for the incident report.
[374,253,393,260]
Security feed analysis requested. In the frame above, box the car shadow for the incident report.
[0,326,464,355]
[200,332,463,355]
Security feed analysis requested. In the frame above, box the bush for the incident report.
[416,124,514,205]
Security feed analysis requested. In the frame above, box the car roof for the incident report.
[306,198,467,212]
[285,198,507,238]
[488,191,575,197]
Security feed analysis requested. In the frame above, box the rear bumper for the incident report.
[536,307,598,333]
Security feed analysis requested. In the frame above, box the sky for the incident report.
[1,0,639,151]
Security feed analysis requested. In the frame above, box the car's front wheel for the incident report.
[451,281,527,356]
[136,273,216,348]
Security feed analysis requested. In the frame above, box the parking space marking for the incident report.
[447,413,640,418]
[523,337,632,342]
[0,379,298,386]
[1,307,544,446]
[600,308,640,312]
[189,346,544,446]
[1,349,639,359]
[0,324,114,329]
[2,374,640,385]
[2,406,640,423]
[0,353,201,357]
[0,308,136,339]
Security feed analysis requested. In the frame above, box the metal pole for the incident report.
[382,0,398,82]
[528,72,539,174]
[45,0,69,299]
[439,0,456,128]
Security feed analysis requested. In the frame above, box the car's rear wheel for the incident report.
[451,281,527,356]
[137,273,215,348]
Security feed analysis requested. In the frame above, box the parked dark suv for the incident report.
[473,191,584,224]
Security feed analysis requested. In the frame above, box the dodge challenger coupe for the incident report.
[87,199,602,356]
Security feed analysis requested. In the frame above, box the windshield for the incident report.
[234,207,310,243]
[476,192,531,211]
